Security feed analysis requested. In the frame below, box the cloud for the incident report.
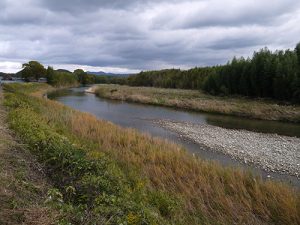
[39,0,188,12]
[149,0,300,29]
[0,0,300,73]
[0,61,22,73]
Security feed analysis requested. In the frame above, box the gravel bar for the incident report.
[154,120,300,178]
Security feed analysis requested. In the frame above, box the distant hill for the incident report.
[56,69,72,73]
[87,71,132,77]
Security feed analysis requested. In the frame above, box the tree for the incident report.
[296,42,300,66]
[74,69,88,85]
[293,42,300,102]
[21,61,46,82]
[46,66,55,84]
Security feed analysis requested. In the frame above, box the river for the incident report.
[48,86,300,187]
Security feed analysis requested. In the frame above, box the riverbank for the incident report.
[154,120,300,178]
[92,84,300,123]
[0,86,58,224]
[3,83,300,224]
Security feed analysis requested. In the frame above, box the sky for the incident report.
[0,0,300,73]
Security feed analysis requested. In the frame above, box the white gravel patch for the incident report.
[155,120,300,178]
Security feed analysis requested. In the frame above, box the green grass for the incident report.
[0,85,58,225]
[94,84,300,122]
[3,83,300,225]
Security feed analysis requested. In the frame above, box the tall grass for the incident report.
[3,83,300,225]
[94,84,300,122]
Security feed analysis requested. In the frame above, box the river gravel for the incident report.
[154,120,300,178]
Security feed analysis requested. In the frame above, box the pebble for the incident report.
[154,119,300,178]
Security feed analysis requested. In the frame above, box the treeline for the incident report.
[93,75,128,85]
[105,43,300,102]
[20,61,104,86]
[125,67,215,89]
[203,44,300,102]
[94,68,215,89]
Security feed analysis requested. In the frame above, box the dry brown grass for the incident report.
[25,86,300,224]
[67,113,300,224]
[94,84,300,122]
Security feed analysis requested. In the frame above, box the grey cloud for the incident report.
[39,0,187,13]
[0,0,300,72]
[208,37,267,50]
[151,0,300,29]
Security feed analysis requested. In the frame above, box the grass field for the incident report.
[93,84,300,123]
[2,83,300,224]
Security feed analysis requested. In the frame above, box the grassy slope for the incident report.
[0,86,58,224]
[3,83,300,225]
[94,84,300,123]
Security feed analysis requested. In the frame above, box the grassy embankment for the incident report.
[3,83,300,224]
[93,84,300,123]
[0,86,58,224]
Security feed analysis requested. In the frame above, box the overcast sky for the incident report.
[1,0,300,73]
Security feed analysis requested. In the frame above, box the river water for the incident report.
[48,87,300,187]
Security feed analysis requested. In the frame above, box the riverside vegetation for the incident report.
[0,86,58,224]
[93,84,300,122]
[2,83,300,225]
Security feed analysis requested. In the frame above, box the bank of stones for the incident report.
[155,120,300,178]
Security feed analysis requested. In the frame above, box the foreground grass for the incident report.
[3,83,300,224]
[0,86,58,224]
[93,84,300,122]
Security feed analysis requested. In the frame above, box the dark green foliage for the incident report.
[296,42,300,66]
[74,69,96,85]
[92,74,128,85]
[126,68,216,89]
[46,67,96,87]
[46,67,78,87]
[46,66,55,84]
[74,69,86,84]
[203,44,300,102]
[21,61,46,82]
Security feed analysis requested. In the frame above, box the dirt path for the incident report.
[0,86,57,224]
